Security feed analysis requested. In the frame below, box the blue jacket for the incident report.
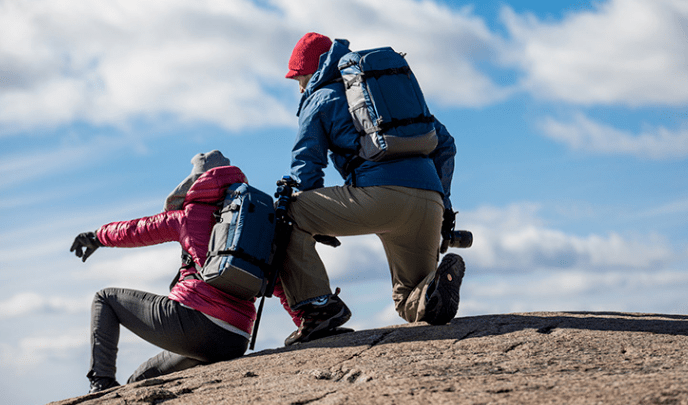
[291,39,456,209]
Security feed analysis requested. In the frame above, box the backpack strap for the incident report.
[169,250,201,290]
[374,114,435,134]
[205,247,272,272]
[341,65,412,91]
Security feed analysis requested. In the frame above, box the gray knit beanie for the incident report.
[163,150,230,211]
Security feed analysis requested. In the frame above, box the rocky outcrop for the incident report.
[50,311,688,404]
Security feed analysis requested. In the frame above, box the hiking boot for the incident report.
[88,376,120,394]
[423,253,465,325]
[284,288,352,346]
[284,326,355,346]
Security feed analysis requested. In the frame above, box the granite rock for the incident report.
[50,311,688,404]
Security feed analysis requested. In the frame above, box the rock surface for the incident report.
[50,311,688,404]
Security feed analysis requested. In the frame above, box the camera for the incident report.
[448,230,473,248]
[441,230,473,253]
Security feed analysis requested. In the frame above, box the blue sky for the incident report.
[1,0,687,403]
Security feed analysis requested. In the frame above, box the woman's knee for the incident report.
[93,287,120,301]
[92,288,111,310]
[91,288,127,314]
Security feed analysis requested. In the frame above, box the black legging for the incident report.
[88,287,248,383]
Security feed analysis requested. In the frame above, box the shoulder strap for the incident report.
[313,76,343,92]
[169,250,201,291]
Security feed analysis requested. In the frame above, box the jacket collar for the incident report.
[296,38,351,117]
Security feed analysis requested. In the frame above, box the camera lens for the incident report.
[449,230,473,248]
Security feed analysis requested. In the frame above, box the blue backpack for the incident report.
[200,183,276,300]
[337,47,438,164]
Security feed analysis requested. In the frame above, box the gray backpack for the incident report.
[337,47,437,165]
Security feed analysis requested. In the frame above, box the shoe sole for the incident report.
[302,306,352,343]
[306,326,355,341]
[426,253,465,325]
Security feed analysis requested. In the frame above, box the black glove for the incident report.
[313,234,341,247]
[440,209,456,254]
[70,231,103,262]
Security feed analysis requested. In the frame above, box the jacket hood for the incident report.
[296,38,351,117]
[183,166,248,207]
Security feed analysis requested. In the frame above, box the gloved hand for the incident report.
[313,234,341,247]
[440,209,456,254]
[70,231,103,262]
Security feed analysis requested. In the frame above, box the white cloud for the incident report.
[0,0,510,133]
[458,203,677,273]
[538,113,688,159]
[0,328,87,371]
[272,0,512,107]
[75,245,181,291]
[373,303,404,327]
[2,0,687,136]
[460,267,688,316]
[501,0,688,106]
[0,134,128,189]
[299,202,682,285]
[0,292,91,320]
[0,0,295,132]
[637,198,688,219]
[0,195,162,271]
[316,234,388,282]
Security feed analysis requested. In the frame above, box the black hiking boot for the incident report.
[285,288,352,346]
[88,376,120,394]
[284,326,355,345]
[423,253,465,325]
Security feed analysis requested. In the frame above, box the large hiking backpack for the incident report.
[337,47,438,163]
[200,182,276,300]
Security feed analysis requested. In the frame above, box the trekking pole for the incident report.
[249,176,297,350]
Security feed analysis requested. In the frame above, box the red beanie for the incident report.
[285,32,333,79]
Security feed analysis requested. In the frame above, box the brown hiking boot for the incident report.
[284,288,352,346]
[423,254,465,325]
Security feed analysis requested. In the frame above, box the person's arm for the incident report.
[70,211,183,262]
[290,95,330,191]
[430,118,457,210]
[96,210,184,248]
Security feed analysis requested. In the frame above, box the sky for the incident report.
[1,0,687,403]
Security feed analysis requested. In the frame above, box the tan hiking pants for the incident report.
[279,185,444,323]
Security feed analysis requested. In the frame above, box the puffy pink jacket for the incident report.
[97,166,261,334]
